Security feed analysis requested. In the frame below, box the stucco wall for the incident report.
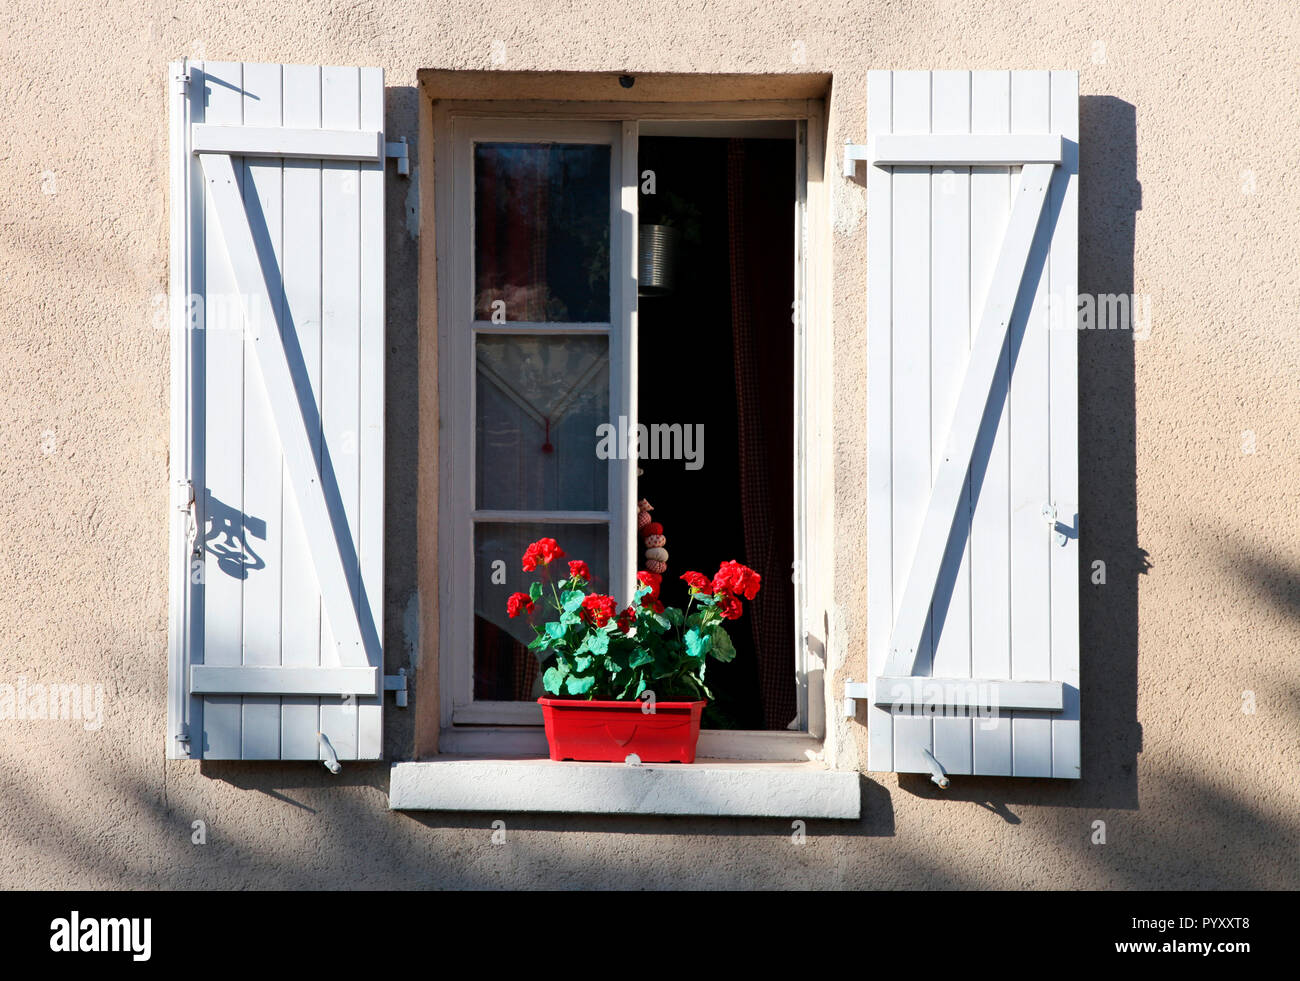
[2,0,1298,889]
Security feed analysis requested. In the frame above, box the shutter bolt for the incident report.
[920,747,950,789]
[317,732,342,774]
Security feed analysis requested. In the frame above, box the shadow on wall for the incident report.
[9,88,1297,886]
[892,97,1145,815]
[381,85,421,762]
[32,88,1241,890]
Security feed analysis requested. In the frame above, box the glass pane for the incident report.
[474,142,611,323]
[476,334,609,511]
[473,522,610,702]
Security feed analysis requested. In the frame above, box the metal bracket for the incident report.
[385,136,410,177]
[843,142,869,177]
[173,69,190,96]
[174,723,191,754]
[384,668,409,708]
[1042,502,1067,547]
[843,679,871,718]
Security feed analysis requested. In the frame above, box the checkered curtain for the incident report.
[726,139,797,729]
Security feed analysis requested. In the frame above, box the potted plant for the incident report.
[506,537,761,763]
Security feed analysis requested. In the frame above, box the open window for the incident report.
[435,102,826,761]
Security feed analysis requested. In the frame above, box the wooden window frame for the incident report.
[415,77,832,763]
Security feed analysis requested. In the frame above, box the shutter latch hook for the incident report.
[1042,503,1068,547]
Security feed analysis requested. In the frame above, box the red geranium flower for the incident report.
[680,571,712,591]
[712,560,761,601]
[645,597,665,614]
[616,606,636,633]
[715,590,744,620]
[522,537,565,571]
[506,591,534,619]
[580,594,617,628]
[636,570,662,599]
[567,559,591,582]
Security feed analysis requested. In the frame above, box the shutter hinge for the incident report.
[843,142,869,177]
[173,70,191,96]
[178,479,199,557]
[843,679,871,718]
[385,136,410,177]
[174,723,191,753]
[384,668,409,708]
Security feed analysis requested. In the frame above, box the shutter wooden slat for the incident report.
[929,70,975,776]
[167,60,385,761]
[240,61,286,761]
[279,62,327,761]
[968,69,1015,775]
[863,69,1080,780]
[1008,72,1054,778]
[200,61,248,762]
[1048,71,1082,779]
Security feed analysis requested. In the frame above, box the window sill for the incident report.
[388,758,860,818]
[436,725,825,761]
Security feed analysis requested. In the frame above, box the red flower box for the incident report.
[537,697,707,763]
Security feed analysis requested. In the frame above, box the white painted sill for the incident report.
[388,757,860,819]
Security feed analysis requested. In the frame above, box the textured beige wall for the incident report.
[2,0,1298,889]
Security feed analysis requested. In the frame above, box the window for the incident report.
[436,107,826,760]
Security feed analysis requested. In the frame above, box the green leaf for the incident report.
[588,631,610,655]
[564,674,596,696]
[529,581,543,603]
[664,607,684,627]
[561,590,586,613]
[684,627,712,660]
[629,648,654,669]
[527,631,550,652]
[542,666,565,695]
[545,620,566,641]
[651,614,671,632]
[711,627,737,663]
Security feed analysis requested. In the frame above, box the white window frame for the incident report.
[442,117,631,727]
[436,103,826,761]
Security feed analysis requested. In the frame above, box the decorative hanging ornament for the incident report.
[637,499,668,576]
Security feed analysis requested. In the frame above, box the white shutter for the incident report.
[850,70,1079,780]
[167,61,386,761]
